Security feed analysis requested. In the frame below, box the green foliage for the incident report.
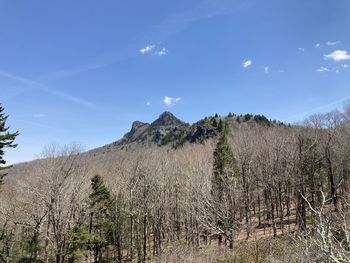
[63,225,91,263]
[211,118,218,127]
[89,175,115,259]
[64,175,115,262]
[90,174,113,211]
[243,114,253,122]
[19,227,43,263]
[160,130,187,149]
[0,103,19,187]
[253,114,271,126]
[212,124,239,186]
[217,119,224,133]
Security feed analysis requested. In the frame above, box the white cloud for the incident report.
[154,48,168,56]
[242,60,252,68]
[298,48,305,52]
[342,64,349,68]
[324,50,350,61]
[264,66,269,74]
[316,67,330,72]
[163,96,181,107]
[315,43,321,48]
[139,45,155,54]
[326,41,340,46]
[32,113,46,118]
[146,101,151,106]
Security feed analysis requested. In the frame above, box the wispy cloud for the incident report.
[326,41,340,46]
[243,60,252,69]
[146,101,151,106]
[12,117,54,129]
[37,62,107,83]
[154,48,168,57]
[342,64,349,69]
[264,66,269,74]
[9,1,249,96]
[139,0,249,44]
[0,70,95,108]
[32,113,46,118]
[316,67,330,72]
[324,50,350,61]
[298,47,305,52]
[315,43,321,48]
[287,96,350,122]
[163,96,181,107]
[278,69,285,73]
[139,45,155,54]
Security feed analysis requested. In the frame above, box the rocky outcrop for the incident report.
[150,111,186,127]
[186,125,217,143]
[125,121,149,139]
[103,112,218,150]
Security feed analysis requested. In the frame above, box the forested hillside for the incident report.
[1,105,350,262]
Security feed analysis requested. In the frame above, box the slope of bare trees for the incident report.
[1,104,350,262]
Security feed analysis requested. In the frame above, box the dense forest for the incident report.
[1,103,350,262]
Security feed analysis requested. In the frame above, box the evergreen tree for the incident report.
[212,122,240,247]
[89,175,114,262]
[63,225,91,263]
[211,118,218,127]
[64,175,115,262]
[217,119,224,133]
[0,103,19,187]
[18,227,43,263]
[212,124,238,190]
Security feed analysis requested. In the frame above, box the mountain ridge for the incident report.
[91,111,280,155]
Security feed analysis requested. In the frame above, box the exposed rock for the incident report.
[96,112,217,153]
[153,129,167,142]
[186,124,217,143]
[126,121,149,139]
[151,111,186,127]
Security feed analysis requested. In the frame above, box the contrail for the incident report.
[0,70,95,108]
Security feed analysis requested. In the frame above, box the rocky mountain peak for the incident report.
[151,111,185,127]
[131,121,148,132]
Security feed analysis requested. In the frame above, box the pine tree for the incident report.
[63,225,91,263]
[0,103,18,187]
[217,119,224,133]
[211,118,218,127]
[89,175,114,262]
[18,227,43,263]
[212,125,238,193]
[212,122,240,247]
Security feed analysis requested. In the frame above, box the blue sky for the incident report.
[1,0,350,164]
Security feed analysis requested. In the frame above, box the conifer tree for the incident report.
[212,122,240,247]
[211,118,218,127]
[19,227,43,263]
[0,103,18,187]
[64,175,115,262]
[217,119,224,133]
[89,175,114,262]
[64,224,91,263]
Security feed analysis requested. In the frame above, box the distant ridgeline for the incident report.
[101,111,286,151]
